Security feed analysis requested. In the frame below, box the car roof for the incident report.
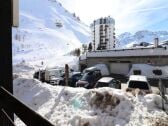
[72,72,81,75]
[129,75,147,82]
[97,77,114,83]
[84,67,99,72]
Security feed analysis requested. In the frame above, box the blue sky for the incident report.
[58,0,168,34]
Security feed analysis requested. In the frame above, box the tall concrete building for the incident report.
[90,16,115,51]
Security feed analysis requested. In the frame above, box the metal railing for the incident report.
[158,79,168,114]
[0,86,54,126]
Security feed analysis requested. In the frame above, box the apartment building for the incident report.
[90,16,115,51]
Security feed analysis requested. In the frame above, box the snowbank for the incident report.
[128,64,168,78]
[14,77,168,126]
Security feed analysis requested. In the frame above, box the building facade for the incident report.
[79,47,168,74]
[90,16,115,51]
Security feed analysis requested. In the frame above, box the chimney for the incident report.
[154,38,159,47]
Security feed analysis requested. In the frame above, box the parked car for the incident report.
[83,64,110,76]
[68,72,83,87]
[44,68,64,85]
[95,77,121,89]
[59,72,83,86]
[126,75,152,93]
[33,70,45,82]
[33,71,39,79]
[76,68,102,89]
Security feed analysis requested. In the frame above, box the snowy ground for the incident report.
[13,61,168,126]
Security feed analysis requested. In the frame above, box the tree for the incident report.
[77,16,80,21]
[82,44,87,54]
[72,13,76,18]
[74,48,80,57]
[88,42,92,52]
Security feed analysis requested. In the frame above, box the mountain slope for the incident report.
[12,0,90,64]
[117,30,168,48]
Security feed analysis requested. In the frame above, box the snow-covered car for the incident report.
[94,77,121,89]
[127,75,152,93]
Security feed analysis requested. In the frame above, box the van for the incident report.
[44,68,64,85]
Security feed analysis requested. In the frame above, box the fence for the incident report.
[0,86,54,126]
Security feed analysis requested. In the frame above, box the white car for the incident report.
[95,77,121,89]
[127,75,152,93]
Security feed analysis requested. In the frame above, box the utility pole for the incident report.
[65,64,69,86]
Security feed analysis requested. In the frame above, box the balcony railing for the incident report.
[0,86,54,126]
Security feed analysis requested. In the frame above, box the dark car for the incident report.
[33,70,45,82]
[59,72,82,87]
[76,69,102,89]
[68,72,82,87]
[95,77,121,89]
[33,71,39,79]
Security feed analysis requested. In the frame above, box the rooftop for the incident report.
[98,77,114,83]
[129,75,148,82]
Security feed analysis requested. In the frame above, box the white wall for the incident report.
[87,48,168,57]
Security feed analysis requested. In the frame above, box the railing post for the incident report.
[0,0,14,125]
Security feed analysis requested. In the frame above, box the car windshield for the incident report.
[80,72,94,82]
[96,82,109,87]
[128,81,149,90]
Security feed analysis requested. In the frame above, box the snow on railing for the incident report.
[87,47,168,58]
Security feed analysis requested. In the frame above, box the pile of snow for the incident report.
[14,77,168,126]
[128,64,168,78]
[12,0,90,64]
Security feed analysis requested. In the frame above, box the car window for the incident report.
[112,79,117,84]
[81,72,94,82]
[74,74,82,80]
[128,81,149,90]
[109,82,114,87]
[96,82,108,87]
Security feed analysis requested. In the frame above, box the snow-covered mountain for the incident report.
[12,0,90,64]
[117,30,168,48]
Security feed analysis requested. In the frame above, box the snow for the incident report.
[97,77,114,83]
[13,63,168,126]
[128,75,148,82]
[12,0,90,64]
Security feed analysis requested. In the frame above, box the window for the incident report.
[133,70,141,75]
[153,69,162,75]
[128,81,149,90]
